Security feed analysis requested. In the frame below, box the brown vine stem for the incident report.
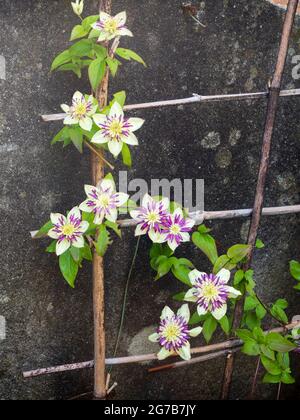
[249,357,261,400]
[220,0,300,400]
[84,141,114,171]
[91,0,112,401]
[22,321,300,378]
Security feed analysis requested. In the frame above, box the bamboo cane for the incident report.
[221,0,300,400]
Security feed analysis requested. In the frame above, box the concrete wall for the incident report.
[0,0,299,400]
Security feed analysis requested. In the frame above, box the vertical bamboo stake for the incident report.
[220,0,299,400]
[92,0,112,400]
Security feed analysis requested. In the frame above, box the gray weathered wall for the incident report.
[0,0,299,400]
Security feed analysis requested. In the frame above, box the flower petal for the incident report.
[160,197,170,211]
[73,91,84,103]
[189,269,205,285]
[105,208,118,223]
[180,232,190,242]
[85,184,98,197]
[48,229,60,240]
[130,209,142,220]
[184,288,198,303]
[79,199,95,213]
[189,326,203,337]
[109,101,124,119]
[157,347,172,361]
[61,104,70,113]
[142,193,153,208]
[226,286,242,299]
[197,305,208,317]
[168,239,178,251]
[50,213,66,226]
[128,117,145,132]
[134,224,148,236]
[72,236,85,249]
[78,221,89,233]
[91,131,108,145]
[67,206,81,223]
[114,11,127,26]
[93,113,108,126]
[117,27,133,37]
[99,11,111,22]
[56,239,70,256]
[149,228,166,243]
[177,342,191,361]
[161,306,174,320]
[108,139,123,157]
[79,116,93,131]
[115,192,129,207]
[100,178,115,193]
[64,115,78,125]
[177,304,190,323]
[217,268,231,284]
[94,212,105,225]
[122,132,138,146]
[148,333,159,343]
[212,304,227,320]
[97,31,109,42]
[173,207,184,218]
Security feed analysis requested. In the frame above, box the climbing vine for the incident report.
[36,1,299,394]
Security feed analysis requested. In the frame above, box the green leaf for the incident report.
[203,316,218,343]
[244,296,258,311]
[256,304,267,320]
[234,269,245,286]
[122,143,132,167]
[290,260,300,281]
[88,28,101,39]
[51,49,72,71]
[192,231,218,265]
[189,312,207,325]
[106,57,121,77]
[260,344,275,361]
[116,48,146,67]
[245,312,261,330]
[255,239,265,249]
[88,58,106,91]
[69,39,93,57]
[261,355,282,376]
[236,329,254,342]
[242,340,261,356]
[70,24,89,41]
[69,128,83,153]
[46,240,57,253]
[266,333,296,353]
[93,44,107,60]
[263,373,281,384]
[172,292,186,302]
[59,250,79,288]
[281,372,295,384]
[81,244,93,262]
[219,316,230,335]
[213,255,235,274]
[275,299,288,310]
[155,258,173,280]
[113,91,127,107]
[270,304,288,324]
[35,220,53,239]
[277,352,290,369]
[94,225,110,257]
[51,127,70,145]
[197,224,211,234]
[105,220,122,238]
[70,246,81,263]
[56,63,82,78]
[82,15,99,31]
[227,244,250,264]
[171,264,192,286]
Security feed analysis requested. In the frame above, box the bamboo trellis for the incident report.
[25,0,300,400]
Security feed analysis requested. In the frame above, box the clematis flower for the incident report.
[92,11,133,42]
[48,207,89,256]
[161,208,195,251]
[79,178,129,225]
[130,194,169,243]
[149,304,202,361]
[61,91,98,131]
[71,0,84,17]
[91,102,144,158]
[185,269,241,320]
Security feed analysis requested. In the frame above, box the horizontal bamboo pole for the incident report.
[41,88,300,121]
[30,204,300,239]
[23,321,300,379]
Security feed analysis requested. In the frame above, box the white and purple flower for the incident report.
[61,91,98,131]
[71,0,84,17]
[130,194,169,243]
[149,305,202,361]
[184,269,241,320]
[79,178,129,225]
[161,208,195,251]
[92,11,133,42]
[48,207,89,256]
[92,101,144,158]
